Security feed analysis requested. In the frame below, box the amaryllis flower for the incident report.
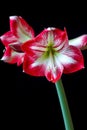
[69,35,87,50]
[0,16,34,66]
[22,27,84,83]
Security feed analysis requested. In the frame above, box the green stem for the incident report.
[55,79,74,130]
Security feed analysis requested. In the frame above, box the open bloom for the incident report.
[69,35,87,50]
[22,27,84,83]
[0,16,34,66]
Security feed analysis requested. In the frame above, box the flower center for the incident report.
[43,43,57,59]
[47,43,55,54]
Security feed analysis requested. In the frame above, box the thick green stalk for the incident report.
[55,79,74,130]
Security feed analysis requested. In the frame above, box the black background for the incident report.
[0,1,87,129]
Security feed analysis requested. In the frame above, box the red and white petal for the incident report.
[10,16,35,42]
[16,53,25,66]
[38,27,69,48]
[22,42,48,77]
[22,27,68,54]
[0,31,18,47]
[53,27,69,48]
[45,55,64,83]
[23,54,45,76]
[69,35,87,50]
[1,46,25,66]
[22,38,46,55]
[0,31,22,52]
[57,46,84,73]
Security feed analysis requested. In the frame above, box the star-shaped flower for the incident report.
[22,27,84,83]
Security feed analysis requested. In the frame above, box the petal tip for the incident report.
[23,70,25,73]
[9,16,18,20]
[47,27,55,31]
[1,56,7,61]
[0,35,4,41]
[79,64,85,70]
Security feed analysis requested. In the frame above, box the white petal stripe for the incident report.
[57,54,76,65]
[30,46,46,52]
